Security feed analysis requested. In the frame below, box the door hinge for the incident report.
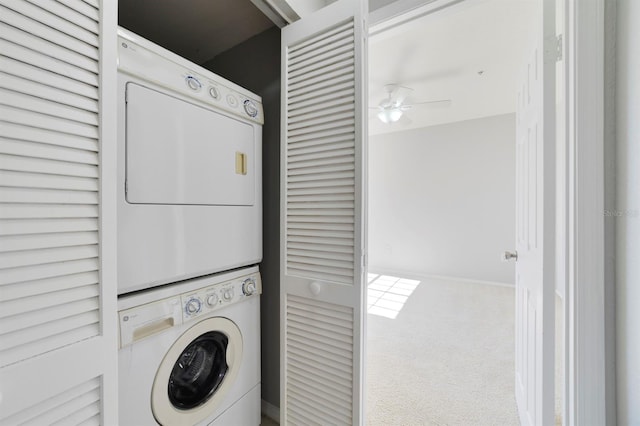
[361,253,367,268]
[555,34,563,62]
[124,180,128,196]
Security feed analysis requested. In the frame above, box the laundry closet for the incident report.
[0,0,367,424]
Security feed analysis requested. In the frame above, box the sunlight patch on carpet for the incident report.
[367,274,421,319]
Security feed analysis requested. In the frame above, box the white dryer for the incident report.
[118,266,261,425]
[117,27,263,294]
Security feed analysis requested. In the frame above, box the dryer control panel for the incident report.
[118,270,261,348]
[117,27,264,124]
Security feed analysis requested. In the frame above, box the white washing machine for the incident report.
[118,266,261,425]
[117,27,263,294]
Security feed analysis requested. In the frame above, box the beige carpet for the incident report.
[366,274,519,426]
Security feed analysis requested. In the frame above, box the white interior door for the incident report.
[0,0,118,423]
[514,0,556,424]
[280,0,367,424]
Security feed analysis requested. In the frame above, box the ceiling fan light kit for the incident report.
[377,107,403,123]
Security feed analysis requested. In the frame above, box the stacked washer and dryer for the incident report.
[116,27,264,425]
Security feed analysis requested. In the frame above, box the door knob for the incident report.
[502,251,518,261]
[309,281,322,296]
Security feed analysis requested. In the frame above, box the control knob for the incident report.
[222,288,234,302]
[206,293,219,307]
[208,86,220,99]
[226,94,238,107]
[185,75,201,91]
[242,278,257,296]
[185,298,201,315]
[243,99,258,118]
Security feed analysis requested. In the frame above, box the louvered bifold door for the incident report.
[280,1,367,425]
[0,1,118,424]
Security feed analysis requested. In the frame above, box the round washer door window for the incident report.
[152,317,243,426]
[168,331,228,409]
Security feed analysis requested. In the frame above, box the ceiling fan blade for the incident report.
[407,99,453,108]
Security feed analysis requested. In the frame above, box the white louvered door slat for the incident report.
[289,83,354,107]
[0,258,99,287]
[0,217,98,235]
[0,72,99,112]
[0,104,99,137]
[1,55,99,99]
[82,0,99,9]
[0,139,98,164]
[0,1,99,50]
[3,377,100,424]
[0,37,99,85]
[289,99,356,122]
[0,89,99,125]
[0,20,99,73]
[0,154,99,177]
[0,169,99,190]
[281,1,367,425]
[56,0,100,21]
[25,0,100,35]
[0,0,118,424]
[0,271,98,299]
[0,122,99,151]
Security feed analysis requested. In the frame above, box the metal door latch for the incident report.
[502,251,518,261]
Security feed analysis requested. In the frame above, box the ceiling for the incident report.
[369,0,537,135]
[118,0,275,64]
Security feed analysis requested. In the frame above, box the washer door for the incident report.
[151,317,243,425]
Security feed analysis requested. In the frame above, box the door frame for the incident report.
[369,0,609,424]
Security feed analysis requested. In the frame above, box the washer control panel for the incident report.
[181,272,262,321]
[118,268,261,348]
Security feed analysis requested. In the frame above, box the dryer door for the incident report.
[125,83,256,206]
[152,317,243,425]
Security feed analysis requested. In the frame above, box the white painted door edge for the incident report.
[564,0,608,424]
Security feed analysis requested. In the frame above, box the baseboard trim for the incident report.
[261,399,280,423]
[368,268,515,288]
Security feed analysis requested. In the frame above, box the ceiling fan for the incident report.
[372,84,452,124]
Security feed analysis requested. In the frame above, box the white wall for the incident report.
[616,0,640,423]
[368,113,516,284]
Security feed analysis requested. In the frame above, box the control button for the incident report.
[223,288,234,301]
[185,298,201,315]
[185,76,201,91]
[243,100,259,118]
[209,86,220,100]
[242,278,257,296]
[206,293,219,307]
[226,94,238,108]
